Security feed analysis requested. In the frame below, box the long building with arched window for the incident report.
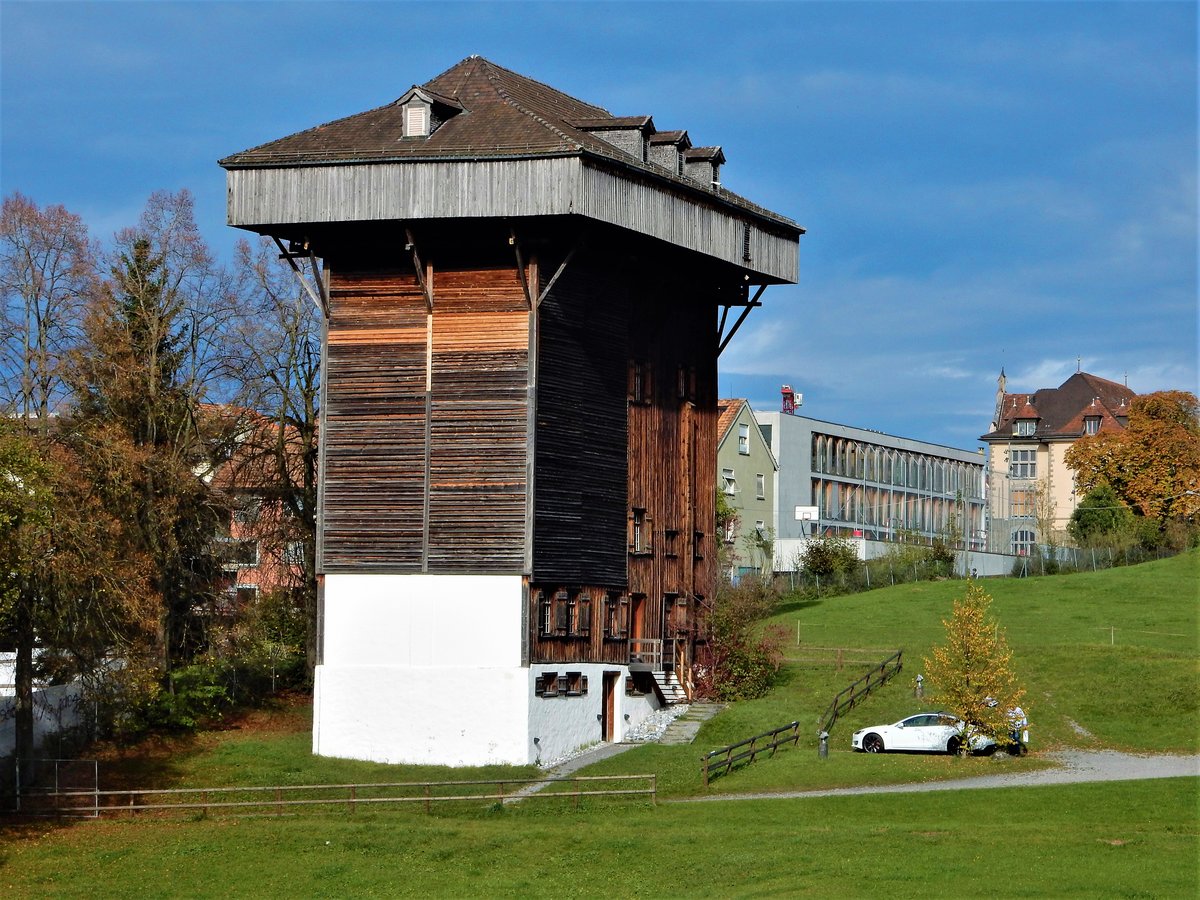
[756,410,987,560]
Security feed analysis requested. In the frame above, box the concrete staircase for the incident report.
[658,702,726,745]
[652,670,688,705]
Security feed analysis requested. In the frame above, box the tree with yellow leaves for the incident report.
[923,581,1026,754]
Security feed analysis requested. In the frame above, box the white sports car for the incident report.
[851,713,996,755]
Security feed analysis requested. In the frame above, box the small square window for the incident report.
[1084,416,1101,435]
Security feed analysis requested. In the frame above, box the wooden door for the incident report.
[602,672,619,742]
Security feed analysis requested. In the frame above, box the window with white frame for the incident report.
[1011,528,1037,556]
[738,424,750,455]
[722,468,737,495]
[755,473,765,499]
[1014,419,1036,436]
[1084,416,1101,435]
[1010,449,1036,479]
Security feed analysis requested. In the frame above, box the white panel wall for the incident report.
[321,573,523,667]
[525,667,661,765]
[314,574,661,767]
[314,664,531,766]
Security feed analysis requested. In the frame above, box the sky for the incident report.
[2,1,1196,450]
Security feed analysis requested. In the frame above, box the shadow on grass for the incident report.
[774,596,825,616]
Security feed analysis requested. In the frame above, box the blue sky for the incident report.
[2,1,1195,449]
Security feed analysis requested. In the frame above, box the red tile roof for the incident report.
[981,372,1135,441]
[717,398,746,444]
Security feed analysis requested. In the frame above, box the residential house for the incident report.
[716,399,778,577]
[200,408,311,613]
[220,56,801,766]
[980,369,1135,553]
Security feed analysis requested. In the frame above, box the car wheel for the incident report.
[863,733,884,753]
[946,736,961,755]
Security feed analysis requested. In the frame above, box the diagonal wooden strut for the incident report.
[273,237,328,317]
[717,284,767,356]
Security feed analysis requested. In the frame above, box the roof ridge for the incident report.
[471,56,611,117]
[477,58,585,152]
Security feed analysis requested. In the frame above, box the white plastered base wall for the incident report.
[313,573,658,767]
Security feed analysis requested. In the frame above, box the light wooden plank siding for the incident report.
[321,264,529,573]
[225,158,799,282]
[428,268,529,572]
[322,270,427,569]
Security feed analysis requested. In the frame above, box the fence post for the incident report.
[424,783,431,814]
[702,755,709,787]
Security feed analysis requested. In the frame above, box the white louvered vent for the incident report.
[405,103,429,138]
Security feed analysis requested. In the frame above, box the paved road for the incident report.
[671,750,1200,803]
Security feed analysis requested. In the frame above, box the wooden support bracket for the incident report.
[509,228,535,309]
[273,236,328,317]
[405,228,433,310]
[535,243,580,308]
[717,284,767,356]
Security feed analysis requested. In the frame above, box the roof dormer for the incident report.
[648,130,691,176]
[395,86,462,139]
[684,146,725,188]
[572,116,655,162]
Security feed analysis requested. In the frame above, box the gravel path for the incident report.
[671,750,1200,803]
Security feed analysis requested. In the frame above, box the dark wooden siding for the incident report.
[532,254,628,586]
[529,248,721,666]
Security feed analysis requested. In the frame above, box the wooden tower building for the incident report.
[221,56,801,766]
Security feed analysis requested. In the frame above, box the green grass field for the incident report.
[2,552,1197,897]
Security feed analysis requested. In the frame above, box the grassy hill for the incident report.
[2,552,1196,897]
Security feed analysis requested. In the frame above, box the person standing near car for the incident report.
[1008,705,1028,750]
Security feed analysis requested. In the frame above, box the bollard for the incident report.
[818,731,829,759]
[915,673,924,699]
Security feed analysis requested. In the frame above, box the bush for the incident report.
[800,535,859,578]
[695,575,786,701]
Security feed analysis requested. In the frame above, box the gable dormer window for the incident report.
[1013,419,1036,437]
[1084,416,1101,435]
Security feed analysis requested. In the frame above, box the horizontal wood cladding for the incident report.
[320,265,529,573]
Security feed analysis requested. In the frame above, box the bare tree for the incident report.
[226,237,322,672]
[0,193,96,432]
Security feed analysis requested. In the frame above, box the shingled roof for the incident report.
[219,55,798,232]
[981,371,1135,442]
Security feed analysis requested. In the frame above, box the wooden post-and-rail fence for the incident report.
[8,774,657,819]
[816,649,903,738]
[700,721,801,786]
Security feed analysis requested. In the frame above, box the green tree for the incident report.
[715,487,740,576]
[0,422,156,769]
[67,191,230,671]
[922,582,1025,754]
[1068,484,1135,546]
